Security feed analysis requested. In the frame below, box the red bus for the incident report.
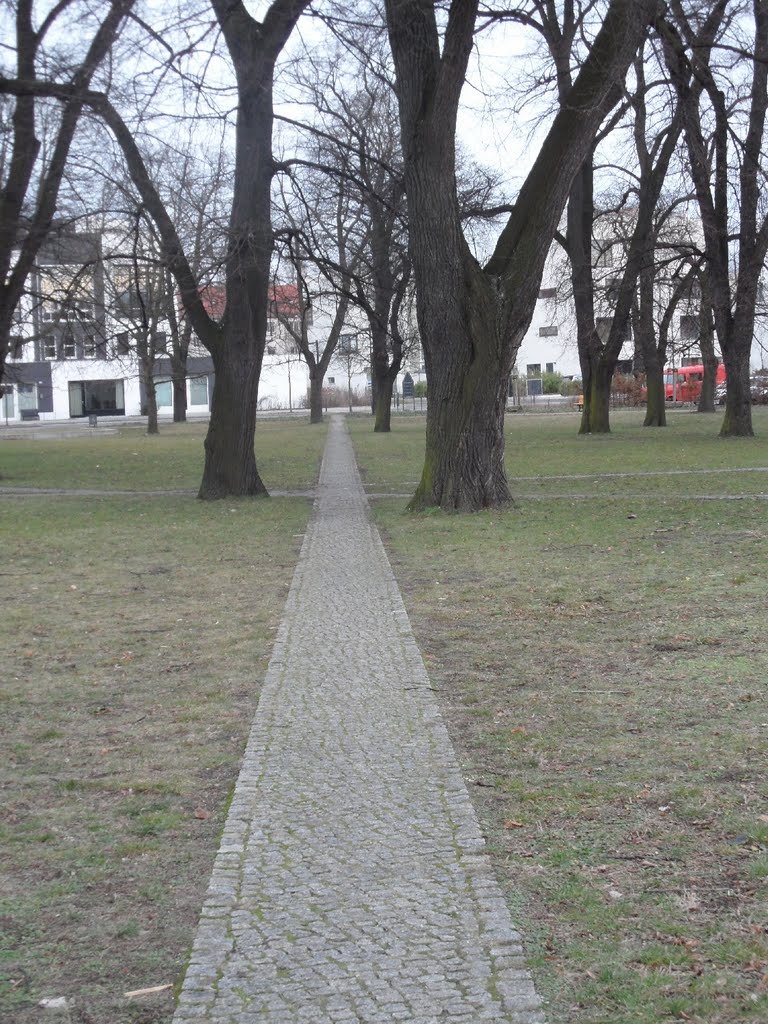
[663,363,726,402]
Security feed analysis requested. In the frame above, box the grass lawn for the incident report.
[349,407,768,1024]
[0,417,324,493]
[0,418,326,1023]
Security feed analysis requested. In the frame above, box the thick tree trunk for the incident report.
[199,345,267,498]
[309,373,323,424]
[373,373,395,433]
[385,0,657,509]
[643,363,667,426]
[636,269,666,427]
[720,341,754,437]
[698,349,718,413]
[411,350,510,511]
[580,357,613,434]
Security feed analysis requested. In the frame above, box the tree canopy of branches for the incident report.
[662,0,768,437]
[0,0,135,386]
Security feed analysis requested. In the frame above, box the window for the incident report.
[680,314,698,341]
[115,287,146,316]
[327,376,336,385]
[61,334,76,359]
[116,332,131,355]
[155,379,172,407]
[153,332,168,354]
[339,334,357,354]
[546,362,555,374]
[539,325,558,337]
[266,343,276,355]
[594,242,614,268]
[526,364,541,377]
[597,317,631,342]
[43,336,56,360]
[538,287,557,300]
[189,376,209,406]
[83,335,96,359]
[10,335,24,359]
[68,379,125,417]
[18,382,37,410]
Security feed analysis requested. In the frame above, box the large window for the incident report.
[189,376,209,406]
[154,379,172,407]
[68,379,125,417]
[680,314,698,341]
[18,383,37,411]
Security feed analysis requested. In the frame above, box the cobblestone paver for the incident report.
[173,416,545,1024]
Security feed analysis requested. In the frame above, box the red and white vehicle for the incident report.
[663,363,726,402]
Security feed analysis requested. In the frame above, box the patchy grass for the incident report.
[0,421,324,1023]
[349,409,768,1024]
[0,416,326,492]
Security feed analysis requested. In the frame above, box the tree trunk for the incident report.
[409,266,512,511]
[385,0,658,509]
[580,357,613,434]
[643,362,667,426]
[698,348,718,413]
[172,375,188,422]
[374,372,395,432]
[720,341,754,437]
[146,381,159,435]
[412,360,510,511]
[698,274,717,413]
[309,373,323,424]
[199,344,267,498]
[636,265,666,426]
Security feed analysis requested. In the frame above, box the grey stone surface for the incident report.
[173,417,545,1024]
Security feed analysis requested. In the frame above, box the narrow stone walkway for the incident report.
[173,417,544,1024]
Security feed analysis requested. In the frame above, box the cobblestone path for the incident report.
[173,417,545,1024]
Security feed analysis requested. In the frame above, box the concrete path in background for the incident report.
[172,416,545,1024]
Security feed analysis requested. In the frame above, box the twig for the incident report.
[573,689,631,695]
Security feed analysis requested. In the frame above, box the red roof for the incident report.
[190,282,300,320]
[270,283,300,317]
[200,284,226,318]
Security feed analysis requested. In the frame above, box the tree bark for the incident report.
[721,337,754,437]
[643,367,667,426]
[172,372,188,422]
[698,279,717,413]
[373,370,397,433]
[636,261,666,426]
[580,355,613,434]
[199,345,266,498]
[309,372,323,424]
[146,380,159,435]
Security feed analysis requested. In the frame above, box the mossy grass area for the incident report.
[0,418,326,1023]
[349,408,768,1024]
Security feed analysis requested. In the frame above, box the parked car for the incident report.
[716,376,768,405]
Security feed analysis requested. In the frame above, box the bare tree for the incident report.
[662,0,768,436]
[384,0,659,510]
[276,58,413,430]
[0,0,135,385]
